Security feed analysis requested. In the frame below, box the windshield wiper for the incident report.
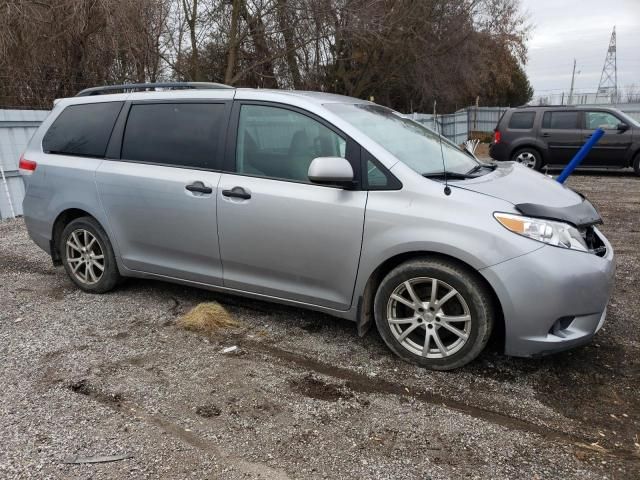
[465,163,497,175]
[422,171,474,180]
[423,163,497,180]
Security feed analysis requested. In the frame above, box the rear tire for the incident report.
[512,148,542,171]
[374,258,494,370]
[633,152,640,176]
[60,217,120,293]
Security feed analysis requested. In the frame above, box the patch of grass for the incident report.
[176,302,240,334]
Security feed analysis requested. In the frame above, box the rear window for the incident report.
[43,102,123,157]
[542,111,579,129]
[508,112,535,129]
[121,103,225,169]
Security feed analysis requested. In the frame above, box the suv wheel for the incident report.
[633,152,640,176]
[60,217,121,293]
[512,148,541,170]
[374,258,494,370]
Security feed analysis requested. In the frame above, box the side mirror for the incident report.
[617,123,629,132]
[308,157,354,188]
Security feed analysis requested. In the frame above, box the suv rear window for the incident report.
[43,102,123,157]
[542,111,579,129]
[121,103,225,169]
[508,112,535,129]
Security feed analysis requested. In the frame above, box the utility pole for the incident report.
[473,96,479,131]
[433,100,438,134]
[568,59,577,105]
[596,26,618,103]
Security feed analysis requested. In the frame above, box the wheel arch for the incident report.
[50,208,101,265]
[510,143,546,165]
[356,251,505,351]
[631,148,640,171]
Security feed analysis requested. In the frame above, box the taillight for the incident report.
[494,130,502,144]
[18,154,37,175]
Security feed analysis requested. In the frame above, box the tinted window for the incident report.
[43,102,123,157]
[508,112,535,129]
[236,105,346,182]
[585,111,620,130]
[122,103,225,169]
[542,111,579,129]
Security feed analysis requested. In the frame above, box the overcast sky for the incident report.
[521,0,640,95]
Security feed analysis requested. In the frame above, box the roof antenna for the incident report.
[434,100,451,196]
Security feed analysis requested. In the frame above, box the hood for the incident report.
[454,162,602,227]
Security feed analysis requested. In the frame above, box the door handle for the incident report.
[222,186,251,200]
[541,133,551,137]
[186,182,213,194]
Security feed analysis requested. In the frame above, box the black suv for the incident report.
[489,105,640,175]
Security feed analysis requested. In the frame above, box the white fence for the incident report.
[405,107,508,145]
[0,110,49,220]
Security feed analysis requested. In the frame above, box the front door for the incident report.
[217,103,367,310]
[581,110,632,167]
[96,101,229,285]
[539,110,582,165]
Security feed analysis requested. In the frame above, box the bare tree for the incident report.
[225,0,243,83]
[0,0,532,111]
[625,84,640,103]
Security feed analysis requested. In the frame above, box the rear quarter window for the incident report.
[43,102,123,157]
[508,111,536,129]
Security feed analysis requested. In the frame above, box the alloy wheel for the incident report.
[386,277,472,358]
[65,229,105,285]
[515,151,537,168]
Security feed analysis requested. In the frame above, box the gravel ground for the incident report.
[1,172,639,479]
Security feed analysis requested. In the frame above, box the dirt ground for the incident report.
[1,172,639,479]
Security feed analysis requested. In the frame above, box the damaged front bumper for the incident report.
[480,227,615,357]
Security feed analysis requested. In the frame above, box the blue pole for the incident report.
[556,128,605,183]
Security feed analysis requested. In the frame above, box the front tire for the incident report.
[512,148,542,170]
[633,152,640,176]
[374,258,494,370]
[60,217,120,293]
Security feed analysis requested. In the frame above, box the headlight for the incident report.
[494,212,588,251]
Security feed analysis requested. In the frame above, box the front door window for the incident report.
[236,105,346,182]
[585,111,620,130]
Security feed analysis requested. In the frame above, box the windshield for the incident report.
[325,103,478,175]
[616,109,640,128]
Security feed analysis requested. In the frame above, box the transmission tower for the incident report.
[596,26,617,102]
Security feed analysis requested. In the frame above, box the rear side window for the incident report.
[542,111,579,129]
[43,102,123,157]
[508,112,535,129]
[122,103,226,169]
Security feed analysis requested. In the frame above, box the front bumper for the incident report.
[480,229,615,357]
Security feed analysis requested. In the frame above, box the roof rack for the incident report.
[518,104,571,108]
[76,82,233,97]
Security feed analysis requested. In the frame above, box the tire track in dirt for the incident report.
[245,340,640,464]
[64,379,291,479]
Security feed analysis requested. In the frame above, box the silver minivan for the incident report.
[20,83,615,370]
